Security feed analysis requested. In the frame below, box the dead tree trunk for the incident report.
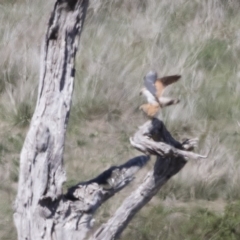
[14,0,89,239]
[14,1,207,240]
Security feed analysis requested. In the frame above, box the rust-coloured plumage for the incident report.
[155,75,181,98]
[140,71,181,118]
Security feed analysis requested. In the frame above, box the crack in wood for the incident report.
[14,0,206,239]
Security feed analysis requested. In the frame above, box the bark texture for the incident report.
[92,118,204,240]
[14,0,89,239]
[14,1,206,239]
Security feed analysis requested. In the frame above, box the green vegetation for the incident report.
[0,0,240,239]
[124,201,240,240]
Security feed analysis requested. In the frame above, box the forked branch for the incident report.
[130,118,207,160]
[91,118,206,240]
[14,0,206,239]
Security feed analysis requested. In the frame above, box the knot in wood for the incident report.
[164,147,174,156]
[72,184,102,212]
[58,0,78,11]
[36,124,50,153]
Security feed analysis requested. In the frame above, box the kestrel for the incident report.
[140,71,181,118]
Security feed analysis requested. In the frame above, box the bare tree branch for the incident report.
[130,118,207,160]
[14,0,207,239]
[65,155,150,202]
[92,118,204,240]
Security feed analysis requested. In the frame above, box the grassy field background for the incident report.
[1,0,240,239]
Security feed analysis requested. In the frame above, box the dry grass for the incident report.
[1,0,240,239]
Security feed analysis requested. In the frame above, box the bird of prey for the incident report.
[139,71,181,118]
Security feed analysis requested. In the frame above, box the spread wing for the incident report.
[155,75,181,98]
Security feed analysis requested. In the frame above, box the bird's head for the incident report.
[145,70,158,81]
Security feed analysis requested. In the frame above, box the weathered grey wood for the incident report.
[130,118,207,160]
[92,156,185,240]
[52,155,150,240]
[92,118,205,240]
[14,0,206,239]
[66,155,150,201]
[14,0,89,239]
